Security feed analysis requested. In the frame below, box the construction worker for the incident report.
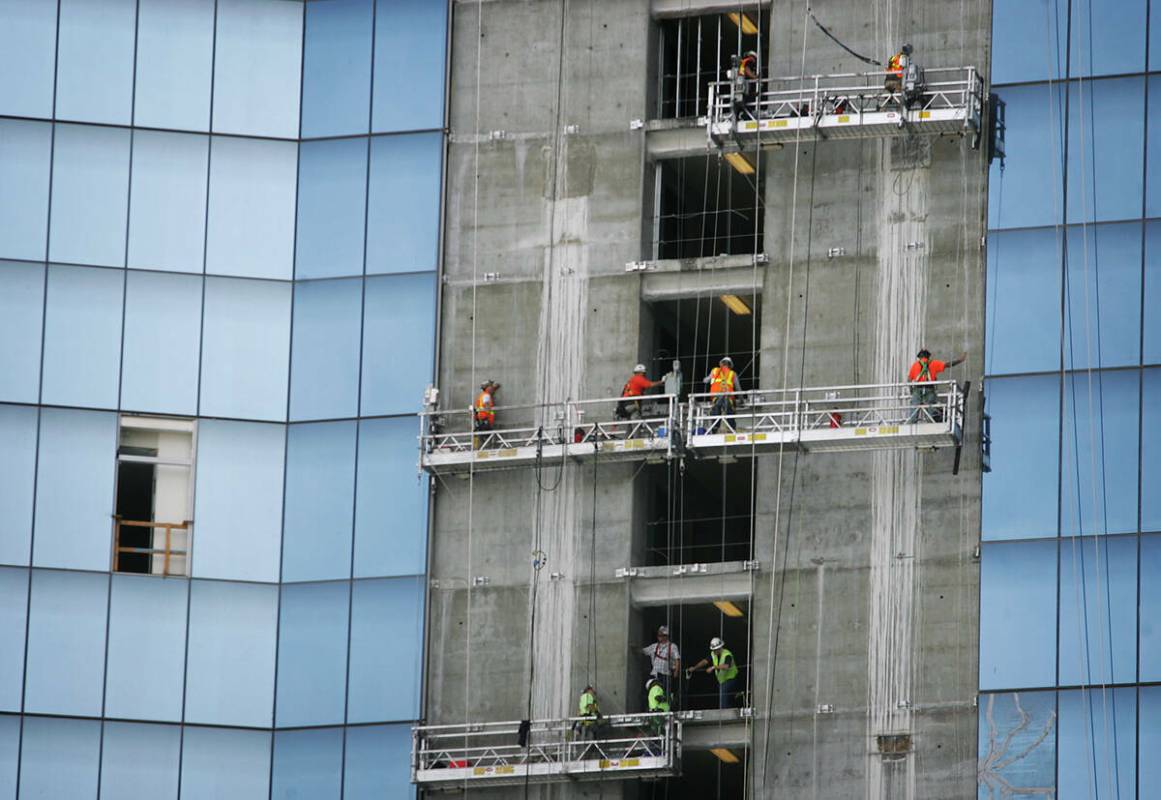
[645,678,670,736]
[616,364,663,421]
[686,637,739,709]
[885,43,910,93]
[907,349,966,423]
[662,359,684,399]
[703,357,741,424]
[474,380,500,431]
[729,50,759,120]
[574,684,603,739]
[641,625,681,701]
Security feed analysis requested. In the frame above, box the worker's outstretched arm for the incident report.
[949,352,968,368]
[685,658,709,676]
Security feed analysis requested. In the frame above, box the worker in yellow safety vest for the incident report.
[645,678,670,736]
[703,357,741,425]
[686,637,740,709]
[474,380,500,431]
[574,684,604,739]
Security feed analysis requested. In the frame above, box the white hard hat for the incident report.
[720,357,733,367]
[710,637,724,650]
[645,678,658,691]
[657,625,669,636]
[634,363,647,373]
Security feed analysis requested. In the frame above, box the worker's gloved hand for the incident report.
[684,668,693,679]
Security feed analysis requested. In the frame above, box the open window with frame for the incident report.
[113,415,196,576]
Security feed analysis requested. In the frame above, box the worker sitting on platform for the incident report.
[703,357,741,430]
[686,637,740,709]
[641,625,681,703]
[907,349,965,423]
[574,684,604,740]
[474,380,500,431]
[645,678,670,735]
[616,364,663,421]
[729,51,759,121]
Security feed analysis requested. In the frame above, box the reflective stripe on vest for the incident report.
[475,391,493,414]
[711,648,738,683]
[710,368,735,394]
[916,359,931,382]
[648,684,669,712]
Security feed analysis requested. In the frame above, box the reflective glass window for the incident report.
[343,724,414,800]
[348,576,424,723]
[366,133,441,274]
[282,421,356,583]
[0,567,28,712]
[1153,2,1161,71]
[1148,223,1161,365]
[1142,686,1161,795]
[985,227,1061,376]
[192,420,285,583]
[988,83,1065,230]
[991,0,1066,84]
[372,0,447,133]
[128,131,209,274]
[272,729,342,800]
[977,691,1056,795]
[1144,369,1161,531]
[1141,535,1161,681]
[135,0,215,131]
[41,265,123,409]
[121,271,202,416]
[100,721,181,800]
[179,726,271,800]
[1065,77,1145,224]
[185,580,277,728]
[978,540,1057,690]
[1153,79,1161,217]
[1060,369,1139,536]
[199,277,291,421]
[19,717,100,800]
[1064,223,1142,370]
[49,124,131,267]
[55,0,136,125]
[0,0,58,118]
[0,714,17,799]
[361,272,435,416]
[206,136,297,280]
[104,575,188,723]
[0,261,44,404]
[1058,535,1137,685]
[354,417,428,578]
[982,375,1060,540]
[212,0,303,139]
[0,119,51,261]
[1057,687,1135,798]
[24,570,108,716]
[275,581,349,728]
[1068,0,1147,78]
[295,138,368,280]
[0,406,36,566]
[33,409,117,571]
[301,0,373,138]
[290,278,362,420]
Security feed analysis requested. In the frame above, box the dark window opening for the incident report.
[646,295,761,396]
[641,603,750,714]
[655,156,764,260]
[644,459,753,568]
[115,458,156,574]
[655,12,768,120]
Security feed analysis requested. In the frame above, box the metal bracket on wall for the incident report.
[904,241,925,251]
[673,563,708,576]
[625,261,656,272]
[614,567,640,579]
[742,560,761,571]
[629,119,645,130]
[753,253,770,265]
[827,247,846,259]
[472,576,491,587]
[816,704,835,714]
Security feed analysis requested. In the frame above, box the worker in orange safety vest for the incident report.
[474,380,500,431]
[907,349,965,423]
[885,43,911,93]
[703,357,741,424]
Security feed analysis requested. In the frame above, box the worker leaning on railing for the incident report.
[906,348,966,424]
[703,357,741,428]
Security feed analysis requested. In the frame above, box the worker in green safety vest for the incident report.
[645,678,670,736]
[686,637,740,709]
[574,684,603,739]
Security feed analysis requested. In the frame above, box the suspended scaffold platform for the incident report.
[418,381,964,475]
[411,714,681,789]
[705,67,984,148]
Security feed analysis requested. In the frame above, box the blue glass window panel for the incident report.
[272,728,342,800]
[1057,687,1135,799]
[100,722,180,800]
[1064,223,1142,370]
[1060,369,1139,536]
[212,0,303,139]
[295,138,368,279]
[206,137,296,280]
[985,228,1061,376]
[0,568,28,712]
[134,0,215,132]
[988,83,1065,230]
[199,277,291,421]
[354,417,427,578]
[361,273,435,416]
[977,691,1056,797]
[55,0,136,125]
[1141,535,1161,680]
[0,407,36,566]
[366,133,442,274]
[185,580,277,727]
[344,724,414,800]
[41,265,123,409]
[128,131,209,274]
[990,0,1066,85]
[33,409,117,571]
[982,376,1060,540]
[179,727,271,800]
[1142,686,1161,796]
[348,576,424,723]
[301,0,373,138]
[1058,536,1137,685]
[49,124,131,267]
[275,582,349,728]
[1144,370,1161,531]
[282,421,356,583]
[19,717,100,800]
[290,278,362,420]
[192,420,285,583]
[1068,0,1147,78]
[1153,3,1161,71]
[0,120,51,261]
[978,540,1058,690]
[121,271,202,415]
[1150,215,1161,364]
[0,262,44,404]
[372,0,446,133]
[0,714,17,800]
[104,576,188,723]
[0,0,57,118]
[24,570,108,716]
[1065,77,1144,225]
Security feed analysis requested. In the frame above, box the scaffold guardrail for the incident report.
[411,714,681,788]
